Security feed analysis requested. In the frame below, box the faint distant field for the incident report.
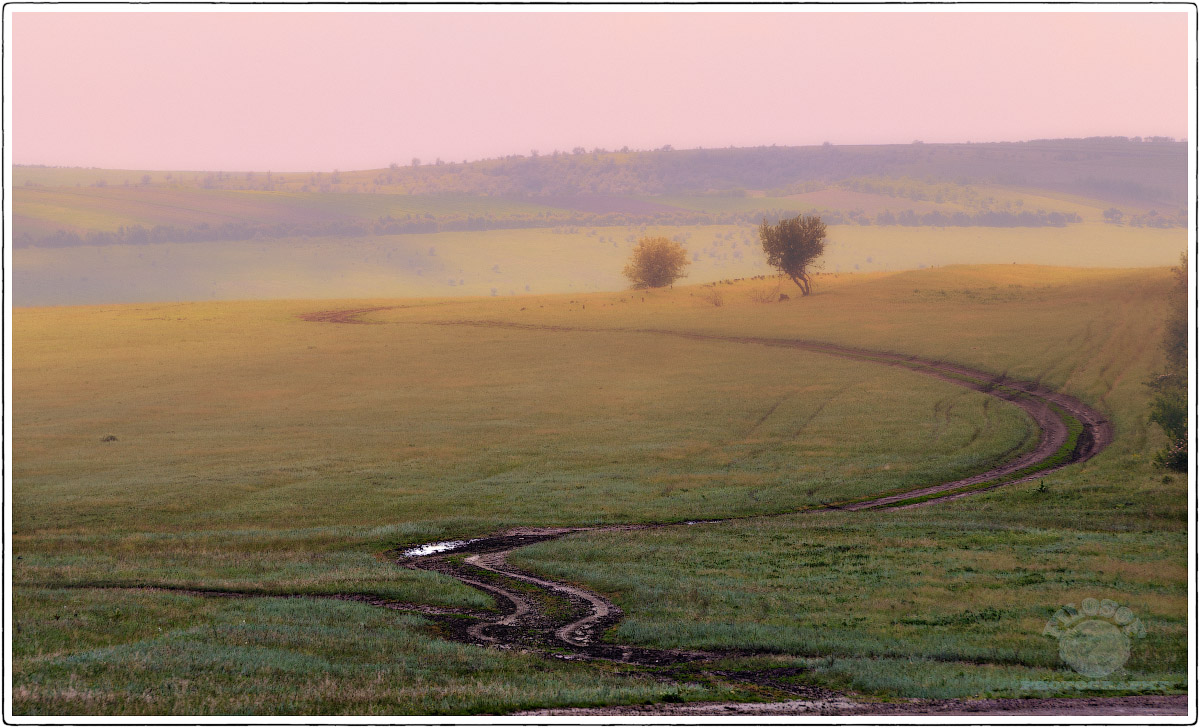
[531,195,686,215]
[785,188,963,214]
[653,185,1131,220]
[13,185,560,236]
[653,190,966,216]
[652,194,817,214]
[14,222,1186,306]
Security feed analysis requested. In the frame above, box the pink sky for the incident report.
[11,9,1192,172]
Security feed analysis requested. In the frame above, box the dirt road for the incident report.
[251,307,1171,716]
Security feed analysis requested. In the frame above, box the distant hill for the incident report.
[19,137,1187,202]
[391,137,1184,205]
[14,138,1187,249]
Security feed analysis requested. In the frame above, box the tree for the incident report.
[1149,252,1188,471]
[759,214,827,295]
[623,236,689,288]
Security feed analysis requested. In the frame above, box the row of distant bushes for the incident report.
[820,209,1082,227]
[16,207,1085,248]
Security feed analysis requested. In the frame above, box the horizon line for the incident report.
[12,135,1188,176]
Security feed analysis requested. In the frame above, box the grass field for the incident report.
[497,265,1188,698]
[12,264,1187,714]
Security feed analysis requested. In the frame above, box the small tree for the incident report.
[759,214,827,295]
[623,237,689,288]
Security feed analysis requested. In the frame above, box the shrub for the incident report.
[1149,253,1188,472]
[623,237,689,288]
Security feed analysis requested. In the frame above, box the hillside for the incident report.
[13,266,1186,713]
[18,136,1187,201]
[13,138,1188,307]
[15,138,1186,247]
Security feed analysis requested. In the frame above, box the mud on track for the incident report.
[152,306,1134,714]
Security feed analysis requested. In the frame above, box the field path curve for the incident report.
[297,307,1124,709]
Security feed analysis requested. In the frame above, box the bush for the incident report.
[1149,252,1188,472]
[623,237,690,288]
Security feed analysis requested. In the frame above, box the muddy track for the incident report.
[284,308,1123,712]
[415,319,1112,513]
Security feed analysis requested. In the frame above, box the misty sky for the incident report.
[12,8,1192,172]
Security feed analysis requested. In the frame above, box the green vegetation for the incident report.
[841,399,1084,510]
[513,513,1185,698]
[1148,253,1188,471]
[14,589,725,715]
[13,264,1185,713]
[506,265,1185,701]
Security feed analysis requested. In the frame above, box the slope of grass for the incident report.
[506,265,1186,699]
[14,589,726,715]
[15,293,1034,536]
[12,264,1186,712]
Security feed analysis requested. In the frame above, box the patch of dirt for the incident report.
[519,694,1188,717]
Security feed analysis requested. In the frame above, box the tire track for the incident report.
[347,315,1111,659]
[269,308,1119,709]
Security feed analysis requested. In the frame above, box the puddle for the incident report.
[403,539,477,557]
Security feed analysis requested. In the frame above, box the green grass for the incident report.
[838,397,1084,509]
[13,264,1186,712]
[502,265,1186,700]
[15,295,1034,534]
[14,589,727,715]
[512,504,1185,688]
